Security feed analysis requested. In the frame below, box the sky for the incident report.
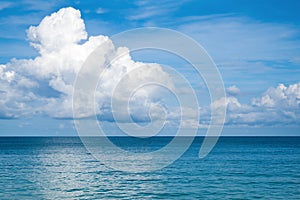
[0,0,300,136]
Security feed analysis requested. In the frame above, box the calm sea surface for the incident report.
[0,137,299,199]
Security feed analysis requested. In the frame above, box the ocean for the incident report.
[0,137,299,199]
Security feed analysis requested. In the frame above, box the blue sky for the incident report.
[0,0,300,136]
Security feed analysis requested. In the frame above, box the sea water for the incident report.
[0,137,299,199]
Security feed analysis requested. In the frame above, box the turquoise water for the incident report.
[0,137,299,199]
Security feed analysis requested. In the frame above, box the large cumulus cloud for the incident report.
[0,7,173,120]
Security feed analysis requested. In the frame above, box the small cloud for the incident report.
[226,85,240,96]
[96,7,107,14]
[252,83,300,109]
[201,82,300,127]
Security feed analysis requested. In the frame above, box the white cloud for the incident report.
[252,83,300,110]
[27,7,87,53]
[0,7,173,120]
[203,82,300,126]
[0,63,40,119]
[226,85,240,96]
[96,7,107,14]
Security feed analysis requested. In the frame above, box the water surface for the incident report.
[0,137,299,199]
